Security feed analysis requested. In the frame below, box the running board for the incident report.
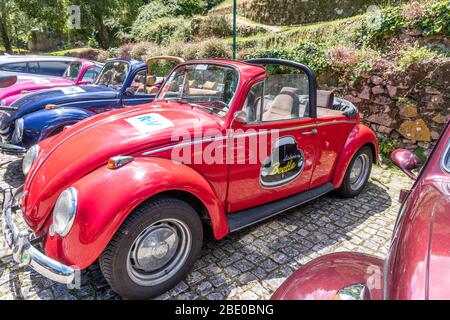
[227,183,334,233]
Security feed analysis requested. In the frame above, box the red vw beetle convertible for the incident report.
[2,59,378,299]
[273,121,450,300]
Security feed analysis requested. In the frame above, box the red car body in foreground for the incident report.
[273,121,450,300]
[0,59,102,102]
[2,59,378,299]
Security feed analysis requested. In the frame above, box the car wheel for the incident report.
[99,197,203,299]
[337,146,373,198]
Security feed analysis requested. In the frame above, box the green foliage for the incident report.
[418,1,450,36]
[200,38,231,58]
[379,139,399,164]
[133,16,191,45]
[244,41,329,75]
[191,15,232,39]
[356,6,405,46]
[131,0,208,43]
[413,147,427,164]
[398,44,439,71]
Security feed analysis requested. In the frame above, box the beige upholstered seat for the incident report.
[317,90,334,109]
[316,90,343,117]
[263,87,300,121]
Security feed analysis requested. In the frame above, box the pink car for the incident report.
[0,59,103,103]
[273,121,450,300]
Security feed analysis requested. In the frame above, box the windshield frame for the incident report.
[94,60,132,91]
[156,62,241,117]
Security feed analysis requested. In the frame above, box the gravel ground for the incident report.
[0,153,412,300]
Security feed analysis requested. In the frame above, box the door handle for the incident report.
[301,129,318,136]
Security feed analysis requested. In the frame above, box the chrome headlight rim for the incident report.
[50,187,78,237]
[22,144,39,176]
[14,118,24,142]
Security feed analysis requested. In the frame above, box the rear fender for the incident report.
[272,252,384,300]
[22,107,95,147]
[332,124,378,188]
[43,157,227,269]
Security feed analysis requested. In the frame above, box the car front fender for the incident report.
[21,107,95,148]
[43,157,227,269]
[332,124,378,189]
[272,252,384,300]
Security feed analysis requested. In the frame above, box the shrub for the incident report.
[329,48,359,70]
[356,6,405,46]
[118,43,136,59]
[244,41,329,75]
[379,139,399,164]
[132,42,162,61]
[418,0,450,36]
[191,15,232,39]
[133,17,191,45]
[200,38,231,58]
[397,44,439,71]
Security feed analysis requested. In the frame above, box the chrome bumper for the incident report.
[0,142,26,155]
[1,187,76,285]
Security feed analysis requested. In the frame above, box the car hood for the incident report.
[10,85,117,119]
[23,101,222,230]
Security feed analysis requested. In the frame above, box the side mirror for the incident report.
[390,149,421,180]
[125,87,135,96]
[233,110,247,124]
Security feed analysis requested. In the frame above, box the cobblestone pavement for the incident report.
[0,153,413,300]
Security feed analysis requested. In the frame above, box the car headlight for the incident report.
[14,118,24,142]
[50,187,78,237]
[22,144,39,176]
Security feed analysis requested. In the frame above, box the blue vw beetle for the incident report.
[0,56,184,152]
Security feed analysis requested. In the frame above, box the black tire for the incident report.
[99,197,203,299]
[336,146,373,198]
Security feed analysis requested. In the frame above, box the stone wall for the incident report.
[340,57,449,154]
[240,0,407,26]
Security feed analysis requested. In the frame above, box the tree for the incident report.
[0,0,13,53]
[71,0,143,49]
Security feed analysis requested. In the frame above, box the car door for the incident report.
[121,68,156,107]
[227,60,319,213]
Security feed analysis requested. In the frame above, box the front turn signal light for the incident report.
[45,104,59,110]
[107,156,134,169]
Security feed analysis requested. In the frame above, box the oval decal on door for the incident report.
[260,136,305,188]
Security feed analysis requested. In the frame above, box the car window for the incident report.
[38,61,71,76]
[257,67,310,122]
[242,82,265,123]
[80,68,97,83]
[129,70,149,95]
[95,61,130,90]
[0,62,27,73]
[28,62,39,74]
[157,64,239,117]
[64,61,82,80]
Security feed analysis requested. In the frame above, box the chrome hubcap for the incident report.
[349,154,370,191]
[127,219,191,286]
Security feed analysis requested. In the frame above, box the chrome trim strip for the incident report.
[142,120,356,156]
[59,99,120,107]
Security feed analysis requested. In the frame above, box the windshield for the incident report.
[63,61,82,81]
[157,64,239,116]
[95,61,131,90]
